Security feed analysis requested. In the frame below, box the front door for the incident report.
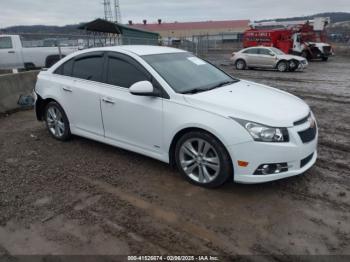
[256,48,276,68]
[100,52,163,154]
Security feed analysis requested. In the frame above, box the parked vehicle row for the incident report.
[35,45,318,188]
[231,46,308,72]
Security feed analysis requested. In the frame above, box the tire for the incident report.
[175,131,233,188]
[44,101,71,141]
[288,60,299,72]
[277,61,288,72]
[301,51,311,61]
[24,63,36,71]
[322,57,329,62]
[235,59,246,70]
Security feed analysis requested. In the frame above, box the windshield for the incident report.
[142,52,238,94]
[270,47,285,55]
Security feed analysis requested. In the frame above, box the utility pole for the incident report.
[114,0,122,24]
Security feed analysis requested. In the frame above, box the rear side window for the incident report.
[244,48,258,54]
[72,55,104,82]
[259,49,272,55]
[106,57,149,88]
[54,59,74,76]
[0,37,13,49]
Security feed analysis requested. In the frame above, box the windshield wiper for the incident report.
[181,80,238,95]
[208,80,237,90]
[181,88,207,94]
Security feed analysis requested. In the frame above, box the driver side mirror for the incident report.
[129,81,156,97]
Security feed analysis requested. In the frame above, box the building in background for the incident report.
[128,19,250,40]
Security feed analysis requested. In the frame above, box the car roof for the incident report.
[245,46,270,50]
[81,45,187,56]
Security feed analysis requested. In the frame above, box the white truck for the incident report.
[0,35,78,70]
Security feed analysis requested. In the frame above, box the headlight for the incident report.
[233,118,289,143]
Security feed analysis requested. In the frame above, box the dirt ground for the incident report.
[0,55,349,260]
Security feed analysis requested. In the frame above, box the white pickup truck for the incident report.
[0,35,78,70]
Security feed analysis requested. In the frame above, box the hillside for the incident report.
[1,12,350,35]
[0,24,84,35]
[257,12,350,23]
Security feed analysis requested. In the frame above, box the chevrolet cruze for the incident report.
[34,46,318,188]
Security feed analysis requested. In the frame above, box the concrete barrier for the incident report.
[0,71,39,113]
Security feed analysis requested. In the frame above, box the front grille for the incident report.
[298,126,317,143]
[301,153,314,168]
[323,46,332,55]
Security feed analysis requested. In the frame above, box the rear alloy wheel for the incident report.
[277,61,288,72]
[289,60,299,72]
[175,131,232,188]
[45,102,71,141]
[235,59,246,70]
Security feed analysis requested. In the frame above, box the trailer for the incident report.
[243,18,333,61]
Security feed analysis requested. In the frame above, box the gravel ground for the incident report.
[0,55,349,260]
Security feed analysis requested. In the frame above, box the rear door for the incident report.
[55,52,105,136]
[0,36,23,69]
[243,48,260,67]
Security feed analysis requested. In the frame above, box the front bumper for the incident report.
[228,121,318,184]
[298,61,308,70]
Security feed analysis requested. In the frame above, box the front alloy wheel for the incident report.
[175,131,232,188]
[289,60,299,72]
[180,138,220,184]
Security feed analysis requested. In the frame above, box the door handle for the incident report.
[62,87,73,92]
[102,97,115,104]
[8,51,15,54]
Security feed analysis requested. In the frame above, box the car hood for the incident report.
[278,54,306,61]
[307,42,331,47]
[183,80,310,127]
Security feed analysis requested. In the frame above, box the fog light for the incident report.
[254,163,288,175]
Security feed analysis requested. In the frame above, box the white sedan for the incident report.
[231,46,308,72]
[34,46,318,188]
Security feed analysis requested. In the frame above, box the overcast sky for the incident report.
[1,0,349,28]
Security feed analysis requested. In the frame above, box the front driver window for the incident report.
[106,57,149,88]
[0,37,13,49]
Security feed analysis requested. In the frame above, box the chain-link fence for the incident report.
[2,31,348,73]
[162,33,244,57]
[0,32,247,72]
